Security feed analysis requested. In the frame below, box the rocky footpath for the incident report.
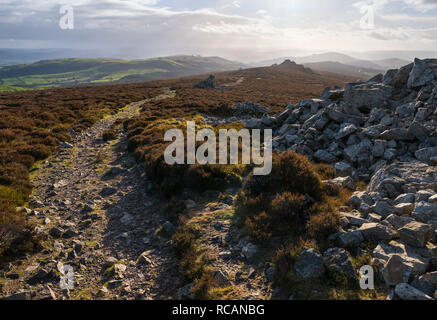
[0,92,182,300]
[232,58,437,300]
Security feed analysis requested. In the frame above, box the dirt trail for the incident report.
[1,87,272,300]
[1,89,182,300]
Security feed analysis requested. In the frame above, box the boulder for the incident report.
[394,203,415,215]
[412,202,437,222]
[379,128,414,142]
[408,122,430,141]
[359,223,398,242]
[395,283,433,300]
[372,241,429,275]
[323,248,356,279]
[194,75,216,89]
[314,150,337,163]
[398,221,432,248]
[294,248,325,279]
[344,82,390,110]
[242,243,258,262]
[382,255,412,286]
[337,230,364,248]
[335,162,353,177]
[407,58,436,88]
[415,147,437,163]
[372,200,395,218]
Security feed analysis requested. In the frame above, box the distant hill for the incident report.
[303,61,382,78]
[0,55,247,92]
[254,52,413,77]
[372,58,411,70]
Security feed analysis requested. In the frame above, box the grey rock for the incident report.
[314,150,337,163]
[383,255,412,286]
[294,248,325,279]
[415,147,437,162]
[395,283,433,300]
[359,222,398,242]
[398,221,432,248]
[336,123,357,139]
[242,243,258,262]
[408,121,430,141]
[412,202,437,222]
[323,247,356,279]
[373,201,395,218]
[335,162,353,177]
[337,230,364,248]
[372,140,387,158]
[380,128,414,141]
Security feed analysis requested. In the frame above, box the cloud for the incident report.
[0,0,437,60]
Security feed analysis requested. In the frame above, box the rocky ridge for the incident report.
[232,58,437,300]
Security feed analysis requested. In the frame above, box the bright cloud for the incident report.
[0,0,436,60]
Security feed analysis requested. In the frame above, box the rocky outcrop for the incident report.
[242,57,437,300]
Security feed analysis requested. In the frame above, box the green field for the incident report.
[0,56,245,92]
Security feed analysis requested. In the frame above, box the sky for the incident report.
[1,0,437,61]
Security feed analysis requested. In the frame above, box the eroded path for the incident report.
[1,90,182,300]
[1,87,273,300]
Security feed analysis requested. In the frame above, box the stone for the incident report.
[412,202,437,222]
[234,101,272,117]
[359,223,398,242]
[372,140,387,158]
[341,212,368,227]
[394,203,415,215]
[337,230,364,248]
[194,75,216,89]
[408,121,430,141]
[373,201,395,218]
[398,221,432,248]
[242,243,257,262]
[372,241,429,275]
[415,147,437,163]
[394,193,415,205]
[407,58,436,88]
[327,176,355,190]
[428,194,437,204]
[382,255,412,286]
[335,162,352,177]
[136,251,153,266]
[411,276,435,297]
[113,264,127,278]
[395,283,433,300]
[294,248,325,279]
[385,214,415,230]
[314,150,337,163]
[336,123,357,139]
[49,227,63,238]
[323,248,356,279]
[368,213,382,222]
[344,82,390,109]
[415,190,434,202]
